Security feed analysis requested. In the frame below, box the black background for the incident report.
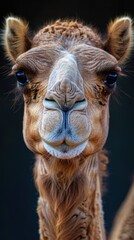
[0,1,134,240]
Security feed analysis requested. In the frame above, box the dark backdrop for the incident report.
[0,1,134,240]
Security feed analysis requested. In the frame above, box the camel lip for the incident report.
[43,140,88,159]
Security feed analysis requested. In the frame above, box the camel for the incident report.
[2,15,134,239]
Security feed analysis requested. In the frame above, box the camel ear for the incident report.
[105,17,133,63]
[3,16,31,62]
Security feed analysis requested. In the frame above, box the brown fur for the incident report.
[32,19,103,49]
[109,184,134,240]
[34,153,105,239]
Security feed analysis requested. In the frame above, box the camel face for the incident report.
[4,17,132,161]
[37,44,118,159]
[13,39,119,159]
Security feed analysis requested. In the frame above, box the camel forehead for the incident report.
[14,44,118,74]
[32,19,103,48]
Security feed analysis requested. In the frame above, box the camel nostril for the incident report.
[45,98,53,101]
[62,99,86,111]
[75,99,86,103]
[73,99,87,110]
[44,99,72,111]
[43,98,87,111]
[43,98,60,109]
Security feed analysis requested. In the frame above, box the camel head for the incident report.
[3,16,133,162]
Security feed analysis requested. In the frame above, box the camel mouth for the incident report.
[39,99,91,159]
[43,140,88,159]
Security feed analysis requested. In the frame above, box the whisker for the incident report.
[117,86,134,101]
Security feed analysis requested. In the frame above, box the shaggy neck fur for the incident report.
[34,153,106,240]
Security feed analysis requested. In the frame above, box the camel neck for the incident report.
[35,153,106,240]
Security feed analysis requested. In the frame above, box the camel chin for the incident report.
[43,140,88,159]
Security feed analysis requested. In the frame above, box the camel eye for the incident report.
[104,72,118,89]
[16,71,30,87]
